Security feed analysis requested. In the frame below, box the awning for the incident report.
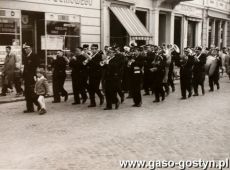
[109,6,152,40]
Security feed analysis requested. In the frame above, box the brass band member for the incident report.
[150,48,166,103]
[52,50,69,103]
[192,46,207,96]
[208,48,222,92]
[129,46,144,107]
[86,44,104,107]
[69,47,88,105]
[103,48,124,110]
[179,48,194,99]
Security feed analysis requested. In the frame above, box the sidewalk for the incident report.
[0,80,73,104]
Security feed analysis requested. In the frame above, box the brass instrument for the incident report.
[100,55,115,66]
[83,50,101,65]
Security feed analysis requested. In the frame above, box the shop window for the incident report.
[0,17,21,64]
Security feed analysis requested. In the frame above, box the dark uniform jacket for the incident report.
[52,56,67,77]
[23,52,39,84]
[104,54,124,81]
[193,53,207,82]
[180,54,195,79]
[88,51,103,79]
[69,55,87,78]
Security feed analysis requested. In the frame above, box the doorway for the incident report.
[174,16,182,50]
[21,11,45,65]
[187,20,196,48]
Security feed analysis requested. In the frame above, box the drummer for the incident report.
[208,47,222,92]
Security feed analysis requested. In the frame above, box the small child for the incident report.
[34,68,50,115]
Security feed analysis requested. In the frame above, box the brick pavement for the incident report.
[0,77,229,170]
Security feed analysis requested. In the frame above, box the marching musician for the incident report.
[103,47,124,110]
[52,50,69,103]
[143,44,155,96]
[150,48,166,103]
[179,48,194,99]
[69,47,88,105]
[86,44,104,107]
[122,46,133,99]
[208,48,222,92]
[192,46,207,96]
[129,46,144,107]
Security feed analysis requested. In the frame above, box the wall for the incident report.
[0,0,101,47]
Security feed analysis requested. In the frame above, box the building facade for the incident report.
[0,0,230,67]
[102,0,230,49]
[0,0,101,65]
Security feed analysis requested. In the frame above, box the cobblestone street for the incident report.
[0,77,230,170]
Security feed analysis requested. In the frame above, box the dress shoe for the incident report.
[100,96,104,105]
[217,85,220,90]
[115,101,120,109]
[126,95,132,99]
[39,108,47,115]
[180,97,186,100]
[209,89,214,92]
[72,102,80,105]
[0,93,6,96]
[162,96,165,101]
[153,100,160,103]
[104,107,112,110]
[188,92,192,98]
[64,94,68,102]
[120,96,124,104]
[88,104,96,107]
[23,110,34,113]
[52,101,60,103]
[193,93,199,96]
[82,97,88,104]
[143,93,150,96]
[135,103,142,107]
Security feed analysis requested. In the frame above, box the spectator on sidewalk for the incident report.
[1,46,23,96]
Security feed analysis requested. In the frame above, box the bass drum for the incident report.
[205,55,217,76]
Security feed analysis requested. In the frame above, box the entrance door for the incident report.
[187,21,196,48]
[21,11,45,65]
[174,16,181,50]
[159,14,166,46]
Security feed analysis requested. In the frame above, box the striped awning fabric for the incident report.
[109,6,152,40]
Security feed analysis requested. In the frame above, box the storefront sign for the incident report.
[0,18,20,34]
[41,36,64,50]
[208,0,230,12]
[15,0,98,9]
[174,4,203,18]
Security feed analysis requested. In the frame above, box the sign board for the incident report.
[41,35,64,50]
[174,4,203,18]
[14,0,99,9]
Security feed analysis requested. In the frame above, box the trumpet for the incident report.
[82,50,101,65]
[100,55,115,66]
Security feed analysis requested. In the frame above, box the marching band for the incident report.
[49,43,228,111]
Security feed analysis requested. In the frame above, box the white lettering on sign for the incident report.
[43,0,93,7]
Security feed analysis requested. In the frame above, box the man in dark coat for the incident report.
[129,47,144,107]
[52,50,69,103]
[179,48,194,99]
[150,49,166,102]
[22,45,39,113]
[103,48,124,110]
[192,46,207,96]
[87,44,104,107]
[143,45,155,96]
[209,48,222,91]
[69,47,88,105]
